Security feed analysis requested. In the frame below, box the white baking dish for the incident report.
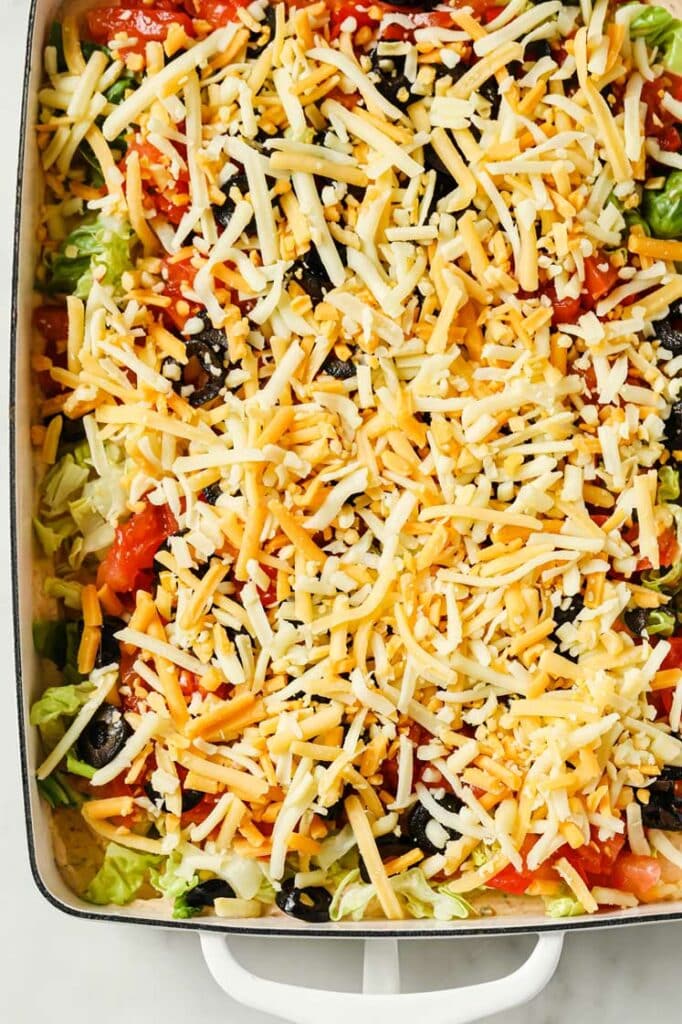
[11,2,682,1020]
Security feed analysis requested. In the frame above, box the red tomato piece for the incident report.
[97,502,178,593]
[662,636,682,670]
[543,285,581,326]
[34,306,70,397]
[611,854,661,899]
[583,252,619,304]
[123,141,190,226]
[33,305,69,343]
[86,6,195,55]
[563,833,625,885]
[182,0,249,26]
[483,5,505,23]
[659,124,682,153]
[160,256,200,330]
[487,837,559,895]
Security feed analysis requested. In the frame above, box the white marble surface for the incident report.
[1,2,681,1021]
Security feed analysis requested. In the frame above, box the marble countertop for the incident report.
[1,2,681,1021]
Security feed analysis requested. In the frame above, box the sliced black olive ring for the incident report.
[184,878,236,910]
[405,793,463,855]
[275,879,332,922]
[77,703,132,769]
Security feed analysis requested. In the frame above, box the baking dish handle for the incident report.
[200,930,564,1024]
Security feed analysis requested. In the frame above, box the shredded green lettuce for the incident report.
[66,750,96,779]
[43,577,83,611]
[37,772,81,809]
[329,868,473,922]
[44,214,134,299]
[34,438,126,569]
[543,891,585,918]
[643,172,682,240]
[85,843,163,906]
[149,851,203,918]
[642,559,682,594]
[659,464,681,504]
[29,680,93,751]
[629,5,682,71]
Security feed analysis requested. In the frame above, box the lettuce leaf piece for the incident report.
[30,681,93,750]
[37,772,81,809]
[629,6,682,70]
[66,749,96,779]
[42,454,90,515]
[33,515,77,557]
[43,577,82,611]
[642,560,682,594]
[33,620,69,668]
[172,887,203,920]
[543,892,585,918]
[85,843,163,906]
[659,465,681,503]
[395,871,472,921]
[45,215,134,299]
[329,868,473,922]
[643,171,682,240]
[149,851,204,919]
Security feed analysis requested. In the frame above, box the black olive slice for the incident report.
[77,704,132,769]
[289,245,341,303]
[185,878,236,909]
[248,4,276,56]
[275,879,332,922]
[550,594,584,638]
[368,50,412,107]
[655,300,682,357]
[622,607,651,636]
[638,771,682,831]
[320,354,355,380]
[665,402,682,452]
[200,482,223,505]
[212,171,250,229]
[144,781,204,813]
[97,615,127,667]
[58,416,87,445]
[163,319,231,407]
[406,793,463,854]
[359,837,414,883]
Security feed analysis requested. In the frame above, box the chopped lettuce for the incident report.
[43,577,83,611]
[37,772,81,809]
[33,618,83,684]
[85,843,163,906]
[642,559,682,594]
[629,5,682,71]
[543,892,585,918]
[44,214,134,299]
[66,750,96,779]
[172,887,203,920]
[34,438,126,569]
[659,464,681,504]
[30,680,93,751]
[329,868,473,922]
[645,608,676,637]
[643,172,682,240]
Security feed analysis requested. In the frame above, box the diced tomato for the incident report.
[33,305,69,343]
[123,140,190,226]
[488,832,626,894]
[160,256,200,331]
[662,636,682,670]
[659,124,682,153]
[642,73,682,150]
[543,284,581,326]
[97,502,178,593]
[611,854,661,899]
[583,252,619,305]
[563,832,625,885]
[483,5,505,23]
[257,563,278,607]
[626,523,679,570]
[86,6,195,55]
[181,0,250,26]
[34,306,70,397]
[487,838,560,895]
[379,8,456,42]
